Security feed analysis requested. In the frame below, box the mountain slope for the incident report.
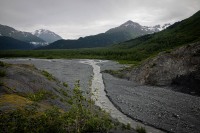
[110,10,200,63]
[127,42,200,94]
[40,21,167,49]
[116,10,200,51]
[0,24,47,47]
[33,29,62,43]
[0,36,33,50]
[108,10,200,96]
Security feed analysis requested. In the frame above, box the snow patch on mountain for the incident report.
[33,29,62,43]
[30,41,48,46]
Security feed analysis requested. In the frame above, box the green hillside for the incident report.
[0,11,199,64]
[114,10,200,60]
[40,21,159,49]
[0,36,33,50]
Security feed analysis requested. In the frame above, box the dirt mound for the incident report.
[0,62,70,111]
[128,42,200,95]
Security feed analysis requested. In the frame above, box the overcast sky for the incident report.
[0,0,199,39]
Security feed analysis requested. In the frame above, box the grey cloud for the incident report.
[0,0,199,39]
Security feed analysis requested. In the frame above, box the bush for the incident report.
[41,70,55,81]
[0,61,8,67]
[27,90,54,102]
[136,125,146,133]
[0,82,114,133]
[122,123,131,130]
[63,82,68,88]
[0,70,6,77]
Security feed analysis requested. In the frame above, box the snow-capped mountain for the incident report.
[142,23,171,33]
[0,24,47,47]
[42,20,171,49]
[33,29,62,43]
[107,20,171,36]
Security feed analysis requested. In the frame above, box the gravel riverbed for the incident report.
[2,58,200,133]
[100,61,200,133]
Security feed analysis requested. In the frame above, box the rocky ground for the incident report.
[127,42,200,96]
[1,59,137,132]
[97,60,200,133]
[2,58,200,133]
[2,59,93,96]
[0,61,70,111]
[103,73,200,133]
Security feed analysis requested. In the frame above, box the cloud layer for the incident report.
[0,0,199,39]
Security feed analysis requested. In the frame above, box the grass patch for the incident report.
[104,69,125,78]
[0,70,6,77]
[122,123,131,130]
[63,82,68,88]
[136,125,146,133]
[0,94,32,108]
[41,70,56,81]
[27,90,55,102]
[59,89,68,97]
[0,82,116,133]
[0,61,7,67]
[0,81,4,86]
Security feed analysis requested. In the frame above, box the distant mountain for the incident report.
[114,10,200,61]
[0,36,33,50]
[106,20,170,36]
[33,29,62,43]
[40,21,169,49]
[0,24,48,47]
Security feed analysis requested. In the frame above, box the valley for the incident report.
[1,58,200,133]
[0,3,200,133]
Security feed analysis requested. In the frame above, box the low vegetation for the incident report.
[41,70,56,81]
[26,90,55,102]
[0,48,144,64]
[63,82,68,88]
[136,125,146,133]
[122,123,131,130]
[0,70,6,77]
[0,61,7,77]
[0,94,32,108]
[1,11,199,66]
[0,61,8,67]
[0,82,117,133]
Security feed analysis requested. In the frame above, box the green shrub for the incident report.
[126,123,131,130]
[122,123,131,130]
[63,82,68,88]
[41,70,55,81]
[0,61,7,67]
[27,90,54,102]
[0,70,6,77]
[60,89,68,97]
[0,81,4,86]
[0,82,115,133]
[136,125,146,133]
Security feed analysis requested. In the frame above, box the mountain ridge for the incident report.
[115,10,200,51]
[40,20,169,49]
[0,24,46,46]
[0,36,33,50]
[33,29,62,43]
